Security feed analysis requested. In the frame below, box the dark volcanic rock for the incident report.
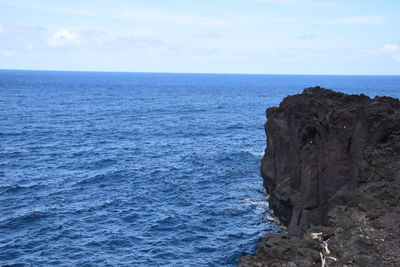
[239,87,400,266]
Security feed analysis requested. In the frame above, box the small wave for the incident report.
[0,209,49,229]
[227,124,245,130]
[243,198,266,206]
[76,170,125,186]
[103,199,116,205]
[216,150,264,164]
[264,214,275,222]
[149,216,184,231]
[242,198,268,213]
[0,131,24,136]
[0,184,45,195]
[196,246,217,253]
[240,150,265,157]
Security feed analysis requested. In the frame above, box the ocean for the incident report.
[1,70,399,266]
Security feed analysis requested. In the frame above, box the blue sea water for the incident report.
[0,70,399,266]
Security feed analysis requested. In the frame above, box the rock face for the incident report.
[240,87,400,266]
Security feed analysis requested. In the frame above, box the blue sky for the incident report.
[0,0,399,74]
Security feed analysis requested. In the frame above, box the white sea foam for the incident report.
[30,208,41,213]
[265,214,274,222]
[104,199,115,205]
[244,198,267,206]
[241,150,265,157]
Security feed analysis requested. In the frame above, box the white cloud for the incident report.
[0,0,227,26]
[192,32,224,40]
[0,1,293,28]
[47,29,80,47]
[382,44,399,52]
[381,44,400,62]
[255,0,297,3]
[295,34,319,40]
[2,50,15,57]
[0,24,4,33]
[253,0,340,8]
[114,7,227,26]
[25,44,35,49]
[324,16,385,25]
[0,0,98,16]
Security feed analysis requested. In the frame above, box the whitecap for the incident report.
[241,150,265,157]
[104,199,115,205]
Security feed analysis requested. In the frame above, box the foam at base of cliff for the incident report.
[240,87,400,266]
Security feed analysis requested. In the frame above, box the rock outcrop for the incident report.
[240,87,400,266]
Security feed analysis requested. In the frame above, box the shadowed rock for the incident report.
[239,87,400,266]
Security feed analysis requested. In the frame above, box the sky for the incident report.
[0,0,399,75]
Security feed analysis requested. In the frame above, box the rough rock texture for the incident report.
[239,87,400,266]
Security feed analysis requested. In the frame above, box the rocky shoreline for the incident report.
[239,87,400,266]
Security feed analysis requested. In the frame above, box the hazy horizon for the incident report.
[2,68,400,76]
[1,0,399,75]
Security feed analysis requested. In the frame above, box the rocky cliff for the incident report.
[240,87,400,266]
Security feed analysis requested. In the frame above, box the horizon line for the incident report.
[0,68,399,77]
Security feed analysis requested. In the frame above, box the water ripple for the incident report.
[2,71,398,266]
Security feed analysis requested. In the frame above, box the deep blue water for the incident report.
[0,70,399,266]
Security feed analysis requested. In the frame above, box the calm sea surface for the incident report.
[1,70,399,266]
